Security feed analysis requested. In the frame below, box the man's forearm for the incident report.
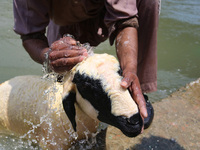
[23,39,49,64]
[115,27,148,120]
[115,27,138,75]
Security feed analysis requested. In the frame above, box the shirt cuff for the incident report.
[109,16,139,45]
[20,31,47,42]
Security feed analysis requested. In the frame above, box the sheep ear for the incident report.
[62,92,77,132]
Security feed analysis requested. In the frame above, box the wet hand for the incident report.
[49,36,88,73]
[120,72,148,131]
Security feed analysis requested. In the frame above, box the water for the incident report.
[0,0,200,149]
[151,0,200,101]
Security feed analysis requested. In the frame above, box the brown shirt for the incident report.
[13,0,138,46]
[13,0,158,93]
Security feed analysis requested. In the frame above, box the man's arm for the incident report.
[23,39,49,64]
[115,27,148,120]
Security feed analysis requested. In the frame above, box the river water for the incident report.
[0,0,199,149]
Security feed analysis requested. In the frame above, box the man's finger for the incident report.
[51,37,77,50]
[132,85,148,118]
[127,75,147,118]
[120,73,133,88]
[51,56,85,68]
[62,36,77,45]
[49,49,88,61]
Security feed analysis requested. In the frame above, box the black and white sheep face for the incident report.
[63,54,143,137]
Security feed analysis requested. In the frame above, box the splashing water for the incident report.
[39,35,106,149]
[0,34,104,149]
[6,36,101,149]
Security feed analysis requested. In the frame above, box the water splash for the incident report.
[0,34,101,149]
[0,133,42,150]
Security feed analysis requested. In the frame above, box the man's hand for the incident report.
[49,36,88,73]
[120,72,148,119]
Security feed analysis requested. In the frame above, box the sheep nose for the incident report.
[127,113,141,125]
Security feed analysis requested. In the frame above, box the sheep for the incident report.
[0,53,143,149]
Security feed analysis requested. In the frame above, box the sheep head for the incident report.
[62,53,143,137]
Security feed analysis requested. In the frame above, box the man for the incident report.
[13,0,159,131]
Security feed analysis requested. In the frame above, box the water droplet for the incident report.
[170,138,176,143]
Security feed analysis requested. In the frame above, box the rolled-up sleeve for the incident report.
[13,0,50,35]
[104,0,139,45]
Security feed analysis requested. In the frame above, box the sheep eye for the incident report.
[117,68,123,76]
